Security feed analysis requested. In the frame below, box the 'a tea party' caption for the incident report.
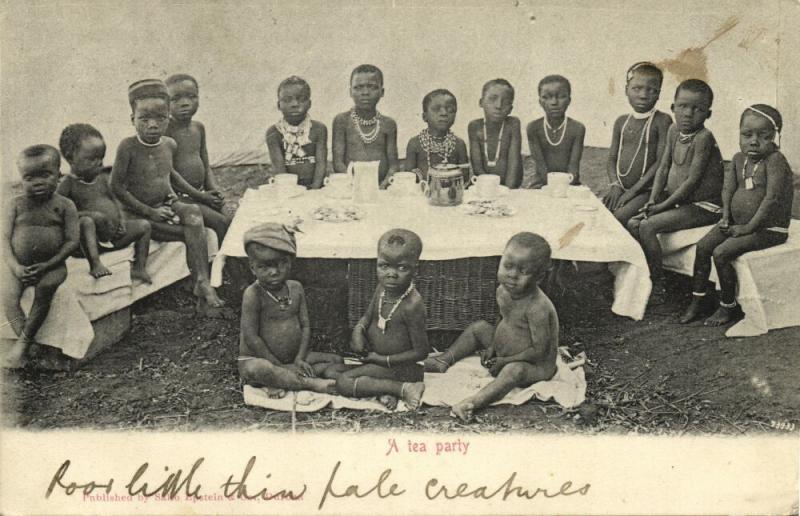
[385,437,470,456]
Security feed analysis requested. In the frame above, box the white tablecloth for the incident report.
[212,188,651,320]
[659,220,800,337]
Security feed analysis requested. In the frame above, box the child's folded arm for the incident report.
[240,287,282,364]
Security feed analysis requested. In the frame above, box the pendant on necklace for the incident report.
[745,177,754,190]
[377,316,387,332]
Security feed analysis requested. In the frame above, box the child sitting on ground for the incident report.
[681,105,794,326]
[2,145,79,368]
[324,229,428,410]
[238,223,343,397]
[57,124,152,282]
[165,74,231,242]
[467,78,522,188]
[332,65,399,188]
[526,75,586,187]
[405,89,469,180]
[628,79,724,305]
[603,63,673,225]
[266,76,328,189]
[424,232,558,422]
[110,79,224,312]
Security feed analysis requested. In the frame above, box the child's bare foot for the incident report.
[423,353,451,373]
[131,267,152,284]
[266,387,287,399]
[3,337,30,369]
[400,382,425,410]
[679,296,708,324]
[89,262,112,279]
[305,377,335,394]
[451,401,475,422]
[194,281,225,308]
[378,394,398,410]
[704,305,743,327]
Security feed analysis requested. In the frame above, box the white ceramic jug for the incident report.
[347,161,380,204]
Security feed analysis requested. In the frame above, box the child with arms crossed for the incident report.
[332,65,399,188]
[681,105,794,326]
[165,74,231,242]
[266,76,328,189]
[238,223,342,397]
[603,63,672,224]
[405,89,469,180]
[2,145,79,368]
[527,75,586,187]
[424,233,558,422]
[57,124,152,282]
[468,79,522,188]
[325,229,428,410]
[628,79,724,305]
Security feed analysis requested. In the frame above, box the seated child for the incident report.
[526,75,586,187]
[467,79,522,188]
[324,229,428,410]
[603,63,673,225]
[57,123,152,282]
[2,145,79,368]
[628,79,724,305]
[238,223,342,397]
[404,89,469,180]
[332,65,399,188]
[110,79,224,312]
[165,74,231,242]
[423,232,558,422]
[266,76,328,189]
[681,105,794,326]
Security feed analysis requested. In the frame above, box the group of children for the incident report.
[2,62,794,421]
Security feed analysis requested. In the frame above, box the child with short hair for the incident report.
[404,89,469,180]
[238,223,342,397]
[165,74,231,242]
[526,75,586,187]
[681,105,794,326]
[266,76,328,189]
[57,123,152,282]
[332,65,399,188]
[603,63,673,224]
[468,79,522,188]
[628,79,724,305]
[2,145,79,368]
[324,229,428,410]
[424,232,557,421]
[110,79,224,311]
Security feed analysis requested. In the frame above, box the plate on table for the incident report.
[310,205,364,223]
[464,185,510,202]
[459,199,516,217]
[257,184,307,199]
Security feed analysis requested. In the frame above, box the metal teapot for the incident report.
[419,164,468,207]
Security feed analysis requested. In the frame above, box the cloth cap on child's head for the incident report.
[244,223,297,256]
[128,79,169,107]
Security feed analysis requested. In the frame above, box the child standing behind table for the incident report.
[405,89,469,180]
[628,79,724,305]
[681,105,794,326]
[526,75,586,187]
[423,232,558,422]
[603,63,673,225]
[332,64,399,188]
[165,74,231,242]
[266,76,328,189]
[467,79,523,188]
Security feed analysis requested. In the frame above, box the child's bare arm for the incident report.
[719,156,738,225]
[467,120,486,176]
[499,302,557,368]
[647,126,675,205]
[293,285,314,374]
[1,201,24,277]
[385,118,400,176]
[455,139,469,166]
[166,139,215,204]
[656,131,714,209]
[352,289,377,354]
[505,118,523,189]
[241,286,281,364]
[36,198,80,273]
[567,123,585,183]
[605,117,624,184]
[624,114,671,199]
[331,113,348,175]
[198,123,220,192]
[312,122,328,189]
[370,297,429,366]
[111,142,157,219]
[737,154,788,235]
[265,127,288,176]
[526,124,548,179]
[56,176,71,198]
[404,138,419,172]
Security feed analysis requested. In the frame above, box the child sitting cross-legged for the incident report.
[424,232,558,422]
[324,229,429,410]
[238,223,343,398]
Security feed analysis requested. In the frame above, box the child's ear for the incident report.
[670,103,675,113]
[422,111,429,123]
[379,87,385,99]
[130,113,135,125]
[706,109,712,120]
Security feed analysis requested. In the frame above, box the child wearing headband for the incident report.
[680,105,793,326]
[603,63,673,225]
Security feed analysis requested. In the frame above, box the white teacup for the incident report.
[574,204,598,229]
[271,173,298,187]
[324,174,351,188]
[388,172,418,195]
[470,174,501,199]
[547,172,573,198]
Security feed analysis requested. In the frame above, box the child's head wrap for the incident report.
[128,79,169,110]
[244,223,297,256]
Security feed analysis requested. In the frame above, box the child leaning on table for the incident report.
[238,223,343,398]
[332,64,399,188]
[424,232,558,422]
[680,105,794,327]
[405,89,469,180]
[265,76,328,189]
[468,78,522,188]
[324,229,429,410]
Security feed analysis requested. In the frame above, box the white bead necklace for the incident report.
[258,281,292,310]
[543,116,568,147]
[742,157,761,190]
[136,135,162,147]
[615,111,654,184]
[350,109,381,144]
[482,118,505,168]
[377,282,414,333]
[419,128,456,168]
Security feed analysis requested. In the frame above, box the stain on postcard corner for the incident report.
[656,16,739,83]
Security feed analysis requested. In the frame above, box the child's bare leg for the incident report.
[240,358,334,395]
[424,321,494,373]
[1,272,27,368]
[306,351,344,376]
[452,361,554,421]
[78,215,111,278]
[112,218,152,283]
[335,365,425,410]
[197,203,231,244]
[681,226,726,323]
[171,202,224,308]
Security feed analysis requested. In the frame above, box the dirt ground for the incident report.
[3,148,799,435]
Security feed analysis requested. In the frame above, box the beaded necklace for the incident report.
[543,117,568,146]
[350,108,382,144]
[742,156,762,190]
[673,130,698,166]
[257,281,292,310]
[615,111,655,185]
[419,128,456,168]
[377,282,414,333]
[482,118,505,168]
[136,135,162,147]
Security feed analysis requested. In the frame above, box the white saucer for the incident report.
[464,185,510,202]
[258,184,306,199]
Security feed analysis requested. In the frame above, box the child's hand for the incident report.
[208,190,225,209]
[198,192,219,208]
[480,347,496,368]
[637,200,655,217]
[22,263,47,285]
[364,351,382,365]
[727,225,751,237]
[151,206,176,222]
[293,359,315,377]
[603,185,624,210]
[11,263,27,279]
[617,190,636,208]
[488,357,507,377]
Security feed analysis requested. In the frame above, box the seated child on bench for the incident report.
[681,105,794,326]
[57,123,152,282]
[325,229,429,410]
[165,74,231,242]
[238,223,342,397]
[2,145,79,368]
[424,232,558,422]
[405,89,469,180]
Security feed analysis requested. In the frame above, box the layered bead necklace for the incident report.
[258,281,292,311]
[673,130,699,166]
[543,116,568,146]
[419,128,456,168]
[350,108,382,144]
[377,282,414,333]
[615,109,655,187]
[482,118,505,168]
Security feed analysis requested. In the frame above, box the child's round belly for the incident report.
[730,189,764,225]
[492,321,532,357]
[260,318,303,364]
[130,179,174,206]
[174,155,206,190]
[12,226,64,265]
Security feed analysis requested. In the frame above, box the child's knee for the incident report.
[130,219,151,237]
[35,269,67,296]
[626,218,640,235]
[335,374,355,393]
[79,215,98,231]
[178,204,204,226]
[711,246,734,265]
[499,361,528,384]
